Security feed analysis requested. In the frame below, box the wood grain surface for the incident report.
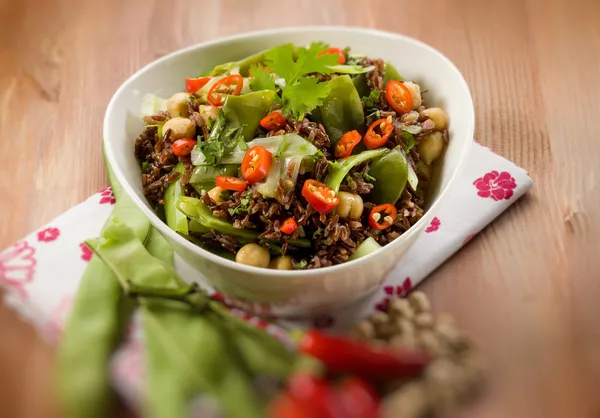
[1,0,600,417]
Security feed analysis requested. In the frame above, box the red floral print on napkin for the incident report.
[376,277,412,311]
[99,186,116,205]
[80,242,93,262]
[0,241,37,299]
[473,170,517,201]
[37,227,60,243]
[425,217,441,233]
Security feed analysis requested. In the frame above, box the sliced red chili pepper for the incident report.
[299,330,429,381]
[301,180,340,215]
[368,204,397,230]
[171,138,197,157]
[337,377,380,418]
[318,47,346,65]
[280,217,298,235]
[363,117,394,149]
[385,80,413,114]
[334,130,362,158]
[185,76,211,93]
[215,176,247,192]
[207,74,244,106]
[242,146,273,184]
[260,112,287,131]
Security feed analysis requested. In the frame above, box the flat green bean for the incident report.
[57,170,150,418]
[88,219,264,418]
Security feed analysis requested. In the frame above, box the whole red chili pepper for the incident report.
[336,377,380,418]
[298,330,429,381]
[287,373,339,417]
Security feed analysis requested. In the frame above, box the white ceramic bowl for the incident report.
[104,27,474,316]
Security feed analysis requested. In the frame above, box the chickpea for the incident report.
[207,186,227,203]
[420,107,448,130]
[199,105,220,125]
[337,192,364,220]
[403,81,422,110]
[166,92,190,118]
[163,117,196,140]
[235,243,271,268]
[418,131,445,165]
[269,255,294,270]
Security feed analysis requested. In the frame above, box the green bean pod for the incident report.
[56,171,150,418]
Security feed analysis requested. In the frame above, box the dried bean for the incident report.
[388,298,414,319]
[408,291,431,313]
[413,312,435,329]
[350,320,376,340]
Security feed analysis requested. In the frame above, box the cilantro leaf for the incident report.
[282,77,331,120]
[264,42,337,120]
[249,64,277,92]
[197,111,246,166]
[264,45,297,84]
[228,193,252,216]
[293,42,339,80]
[402,131,415,152]
[362,90,381,109]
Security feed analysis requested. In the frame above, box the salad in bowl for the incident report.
[134,42,449,271]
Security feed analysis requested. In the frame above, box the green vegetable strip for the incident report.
[176,197,311,248]
[87,219,264,418]
[163,163,189,236]
[325,148,389,193]
[57,162,150,418]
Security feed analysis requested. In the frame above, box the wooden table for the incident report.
[1,0,600,416]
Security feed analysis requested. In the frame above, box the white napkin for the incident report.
[1,140,532,409]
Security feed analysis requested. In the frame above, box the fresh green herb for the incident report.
[402,130,415,152]
[197,112,246,166]
[362,90,381,110]
[275,135,289,159]
[361,171,377,183]
[365,110,381,120]
[207,116,216,132]
[227,193,252,216]
[312,227,323,239]
[343,46,351,61]
[219,190,230,201]
[141,161,149,172]
[264,42,339,120]
[281,77,332,121]
[249,64,277,92]
[294,259,308,269]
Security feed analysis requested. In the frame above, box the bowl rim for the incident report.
[103,25,475,277]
